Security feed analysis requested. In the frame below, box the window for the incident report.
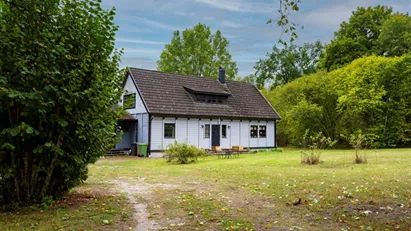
[222,125,227,138]
[259,125,267,138]
[195,94,227,104]
[123,93,136,109]
[204,124,210,138]
[250,125,258,138]
[196,95,206,103]
[164,123,175,139]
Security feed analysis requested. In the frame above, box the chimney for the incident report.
[218,67,225,84]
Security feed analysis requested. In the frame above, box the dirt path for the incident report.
[113,178,176,231]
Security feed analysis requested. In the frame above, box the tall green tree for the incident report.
[254,41,323,89]
[265,55,411,147]
[157,23,238,79]
[320,5,393,71]
[377,14,411,57]
[0,0,122,206]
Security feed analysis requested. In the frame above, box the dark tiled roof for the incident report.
[129,68,281,120]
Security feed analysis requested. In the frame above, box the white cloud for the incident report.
[136,17,179,31]
[120,57,157,69]
[194,0,273,13]
[299,0,374,30]
[123,48,162,55]
[220,20,242,28]
[174,11,196,17]
[116,38,166,45]
[116,15,179,31]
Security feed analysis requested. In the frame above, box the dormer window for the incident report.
[123,93,136,109]
[194,94,227,104]
[196,95,206,103]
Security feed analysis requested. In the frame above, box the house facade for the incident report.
[116,68,281,154]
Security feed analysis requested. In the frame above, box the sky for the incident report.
[102,0,410,77]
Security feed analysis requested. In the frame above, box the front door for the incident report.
[212,125,220,146]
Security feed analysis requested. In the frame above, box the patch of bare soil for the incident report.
[113,178,177,231]
[51,188,109,209]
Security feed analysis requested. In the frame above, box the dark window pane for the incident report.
[250,125,258,138]
[259,125,267,138]
[204,124,210,138]
[164,123,175,138]
[222,125,227,138]
[195,94,227,104]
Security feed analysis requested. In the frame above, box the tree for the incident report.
[268,0,302,45]
[264,54,411,148]
[234,74,258,87]
[320,5,393,71]
[0,0,122,206]
[157,24,238,79]
[377,14,411,57]
[254,41,323,88]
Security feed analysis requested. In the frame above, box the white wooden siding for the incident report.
[187,119,199,146]
[176,119,188,143]
[136,113,149,144]
[149,116,277,151]
[267,121,275,147]
[150,117,163,150]
[230,120,240,147]
[240,121,249,148]
[121,74,147,114]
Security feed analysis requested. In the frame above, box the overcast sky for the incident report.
[102,0,409,77]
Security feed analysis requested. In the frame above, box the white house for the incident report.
[115,68,281,155]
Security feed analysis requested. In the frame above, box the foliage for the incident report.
[300,130,336,165]
[254,41,323,89]
[234,74,258,87]
[157,23,238,79]
[377,14,411,57]
[0,0,122,207]
[265,55,411,148]
[268,0,302,45]
[320,5,393,71]
[164,141,208,164]
[341,131,375,164]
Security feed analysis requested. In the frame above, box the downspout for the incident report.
[274,120,277,148]
[148,114,153,156]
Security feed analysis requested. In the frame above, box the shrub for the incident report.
[300,130,336,165]
[164,141,207,164]
[0,0,122,207]
[343,130,376,164]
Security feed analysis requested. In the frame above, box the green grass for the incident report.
[1,148,410,230]
[0,186,135,231]
[88,148,411,231]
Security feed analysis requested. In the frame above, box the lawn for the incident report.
[1,148,410,231]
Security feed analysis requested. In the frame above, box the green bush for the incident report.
[0,0,122,207]
[300,130,336,165]
[342,130,375,164]
[164,141,208,164]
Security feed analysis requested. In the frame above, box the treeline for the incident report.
[264,55,411,147]
[258,6,411,148]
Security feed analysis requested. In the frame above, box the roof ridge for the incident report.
[130,67,246,85]
[129,67,216,80]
